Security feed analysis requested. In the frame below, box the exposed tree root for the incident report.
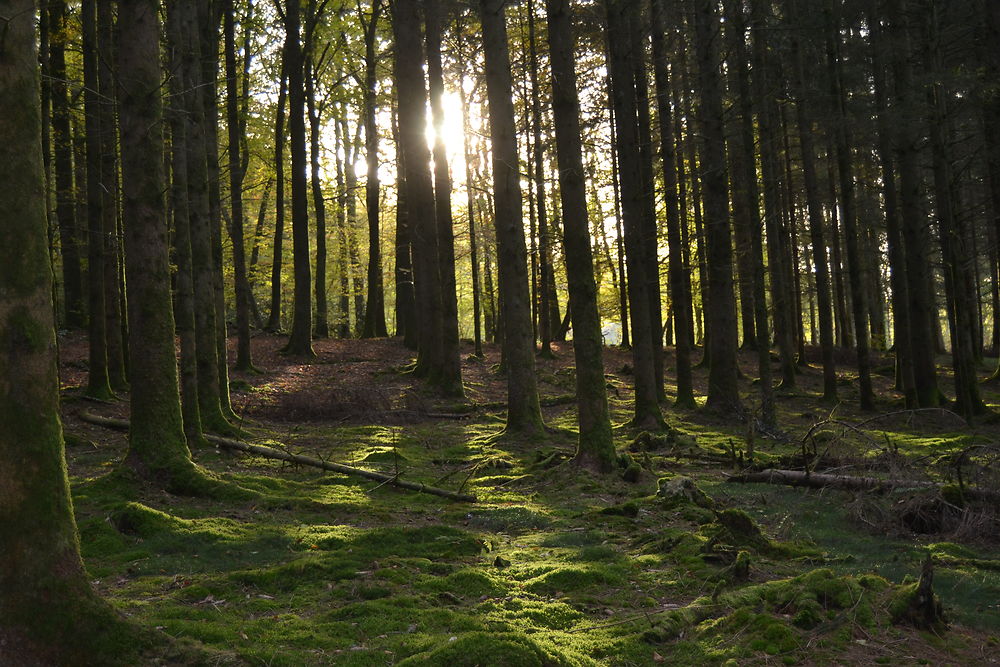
[80,410,478,503]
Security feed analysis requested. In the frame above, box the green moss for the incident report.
[524,564,625,595]
[396,632,590,666]
[466,507,551,532]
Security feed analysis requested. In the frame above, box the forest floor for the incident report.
[58,331,1000,665]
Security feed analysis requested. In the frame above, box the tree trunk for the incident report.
[98,0,127,393]
[266,58,288,332]
[49,0,85,329]
[392,0,446,377]
[480,0,545,434]
[651,0,695,408]
[887,0,941,406]
[425,0,465,396]
[283,0,315,356]
[605,0,664,428]
[166,1,204,442]
[696,0,741,411]
[725,0,774,423]
[82,0,112,400]
[305,14,329,339]
[0,2,128,655]
[361,0,388,338]
[178,0,232,434]
[546,0,615,471]
[225,0,254,369]
[118,0,203,484]
[825,1,875,411]
[786,0,837,403]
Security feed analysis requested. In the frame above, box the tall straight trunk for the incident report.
[751,0,796,389]
[871,4,914,403]
[825,1,875,410]
[283,0,315,356]
[346,124,366,335]
[607,96,631,349]
[546,0,615,471]
[632,19,665,396]
[0,2,128,653]
[225,0,254,369]
[461,68,484,358]
[391,103,415,345]
[98,0,127,392]
[425,0,464,396]
[118,0,202,484]
[527,0,554,356]
[924,4,984,418]
[361,0,388,338]
[480,0,545,434]
[82,0,111,399]
[787,0,837,402]
[724,0,774,423]
[305,34,329,338]
[49,0,85,328]
[178,0,232,434]
[198,3,235,420]
[696,0,741,411]
[605,0,664,428]
[650,0,694,408]
[392,0,446,378]
[342,116,353,338]
[266,59,288,332]
[166,2,203,441]
[722,0,758,352]
[827,166,852,348]
[247,180,272,328]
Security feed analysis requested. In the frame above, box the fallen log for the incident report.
[726,468,999,504]
[79,411,478,503]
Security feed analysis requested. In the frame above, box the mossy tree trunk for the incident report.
[166,2,204,444]
[117,0,201,483]
[546,0,615,471]
[480,0,545,435]
[177,0,235,433]
[0,2,131,658]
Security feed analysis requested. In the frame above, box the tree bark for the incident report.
[361,0,388,338]
[0,2,127,655]
[283,0,315,356]
[266,57,288,332]
[696,0,741,411]
[546,0,615,471]
[425,0,465,396]
[225,0,254,369]
[480,0,545,434]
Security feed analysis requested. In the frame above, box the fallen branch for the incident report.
[79,411,478,503]
[726,468,999,504]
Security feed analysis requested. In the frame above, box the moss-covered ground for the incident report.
[59,334,1000,664]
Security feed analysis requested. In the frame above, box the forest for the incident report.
[2,0,1000,663]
